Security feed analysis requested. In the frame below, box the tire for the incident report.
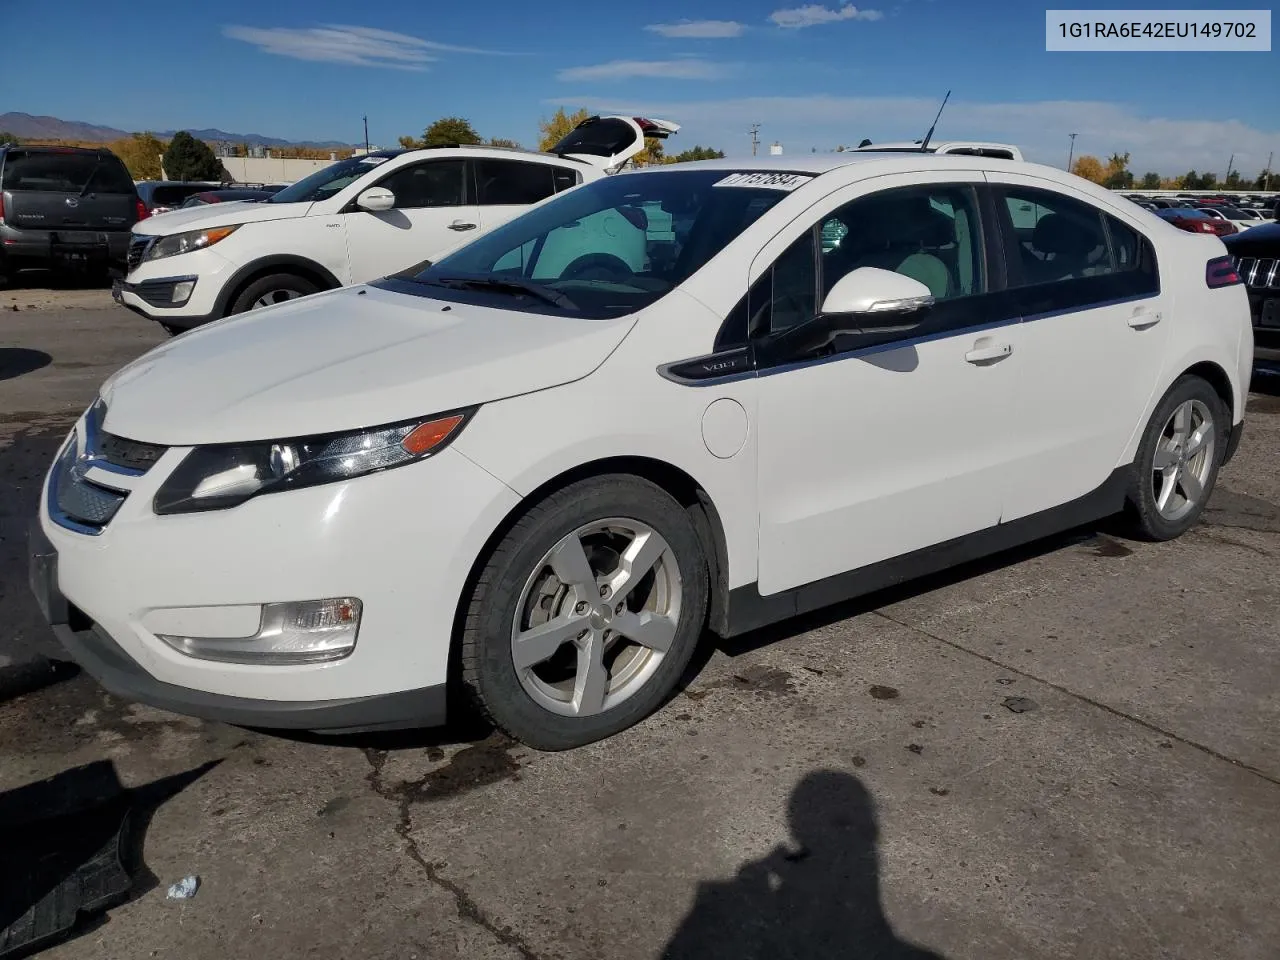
[1125,375,1227,541]
[228,273,319,315]
[461,475,709,751]
[159,323,185,337]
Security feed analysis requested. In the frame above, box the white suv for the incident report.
[112,116,678,334]
[35,153,1251,750]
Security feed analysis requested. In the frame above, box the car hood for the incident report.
[133,200,313,236]
[98,284,637,446]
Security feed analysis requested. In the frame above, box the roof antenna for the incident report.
[919,90,951,153]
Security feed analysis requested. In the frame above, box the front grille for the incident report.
[98,432,166,471]
[1232,256,1280,290]
[50,441,126,532]
[126,235,153,272]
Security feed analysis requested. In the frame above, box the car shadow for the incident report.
[660,768,947,960]
[0,349,53,382]
[1,269,114,291]
[0,759,219,958]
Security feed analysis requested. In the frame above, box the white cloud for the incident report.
[555,94,1280,174]
[222,24,511,70]
[645,19,747,38]
[769,4,884,28]
[557,59,730,82]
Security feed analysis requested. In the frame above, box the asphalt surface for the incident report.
[2,280,1279,960]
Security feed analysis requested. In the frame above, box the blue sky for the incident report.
[5,0,1277,175]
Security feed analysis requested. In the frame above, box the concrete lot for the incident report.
[2,282,1278,960]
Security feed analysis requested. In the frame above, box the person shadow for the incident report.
[660,770,947,960]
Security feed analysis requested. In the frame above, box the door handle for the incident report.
[448,221,477,231]
[1128,308,1162,329]
[965,341,1013,364]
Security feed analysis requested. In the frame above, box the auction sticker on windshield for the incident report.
[713,172,814,191]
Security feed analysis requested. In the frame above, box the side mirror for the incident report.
[356,187,396,213]
[819,267,935,331]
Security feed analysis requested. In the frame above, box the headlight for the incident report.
[153,409,474,515]
[144,225,239,262]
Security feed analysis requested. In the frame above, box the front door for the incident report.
[343,158,481,283]
[753,174,1020,595]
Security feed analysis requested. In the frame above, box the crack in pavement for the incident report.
[362,747,545,960]
[873,611,1280,789]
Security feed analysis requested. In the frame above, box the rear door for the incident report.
[0,150,137,235]
[988,175,1169,522]
[473,158,580,235]
[549,116,679,172]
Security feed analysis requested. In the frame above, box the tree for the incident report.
[487,137,522,149]
[1224,169,1244,190]
[111,132,166,180]
[420,117,481,147]
[163,131,224,181]
[1255,169,1275,190]
[539,107,590,152]
[0,130,20,145]
[673,145,726,163]
[632,137,669,167]
[1140,172,1162,189]
[1179,170,1199,189]
[1071,155,1105,184]
[1199,172,1219,190]
[1102,152,1134,189]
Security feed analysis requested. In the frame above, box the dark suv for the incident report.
[0,145,144,281]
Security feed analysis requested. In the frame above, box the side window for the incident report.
[475,160,558,205]
[1000,187,1112,285]
[819,185,985,302]
[756,230,818,335]
[1103,213,1141,270]
[552,167,580,194]
[377,160,466,209]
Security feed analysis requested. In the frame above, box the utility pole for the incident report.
[363,115,370,154]
[1067,133,1078,172]
[1265,152,1273,191]
[749,123,761,157]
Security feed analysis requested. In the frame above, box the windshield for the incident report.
[404,169,798,319]
[269,153,397,203]
[1161,209,1208,220]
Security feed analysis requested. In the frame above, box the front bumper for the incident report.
[31,419,521,728]
[119,244,235,327]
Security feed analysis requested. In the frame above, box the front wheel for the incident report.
[1125,375,1227,540]
[461,476,709,751]
[228,273,318,315]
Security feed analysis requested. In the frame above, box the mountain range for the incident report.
[0,112,355,149]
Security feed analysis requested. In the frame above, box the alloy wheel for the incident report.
[1151,398,1216,522]
[510,518,682,718]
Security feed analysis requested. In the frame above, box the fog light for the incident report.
[157,597,362,664]
[171,280,195,304]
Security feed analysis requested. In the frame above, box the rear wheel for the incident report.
[1125,375,1226,540]
[461,476,709,751]
[228,273,318,315]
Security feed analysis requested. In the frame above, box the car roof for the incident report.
[617,152,1053,177]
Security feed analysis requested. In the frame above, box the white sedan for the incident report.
[31,153,1253,750]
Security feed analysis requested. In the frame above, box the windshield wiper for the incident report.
[77,160,103,197]
[429,275,578,310]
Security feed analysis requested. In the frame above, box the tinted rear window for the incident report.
[151,184,211,206]
[2,151,135,193]
[551,118,638,158]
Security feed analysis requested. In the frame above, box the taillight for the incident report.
[135,198,150,221]
[1206,256,1242,288]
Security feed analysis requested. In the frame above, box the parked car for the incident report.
[0,145,144,282]
[180,188,280,208]
[853,140,1024,160]
[1155,207,1237,237]
[135,180,223,215]
[31,152,1251,750]
[1223,221,1280,365]
[114,116,679,334]
[1197,205,1259,230]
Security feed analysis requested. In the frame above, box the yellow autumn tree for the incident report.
[1071,155,1106,184]
[538,107,590,152]
[111,132,167,180]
